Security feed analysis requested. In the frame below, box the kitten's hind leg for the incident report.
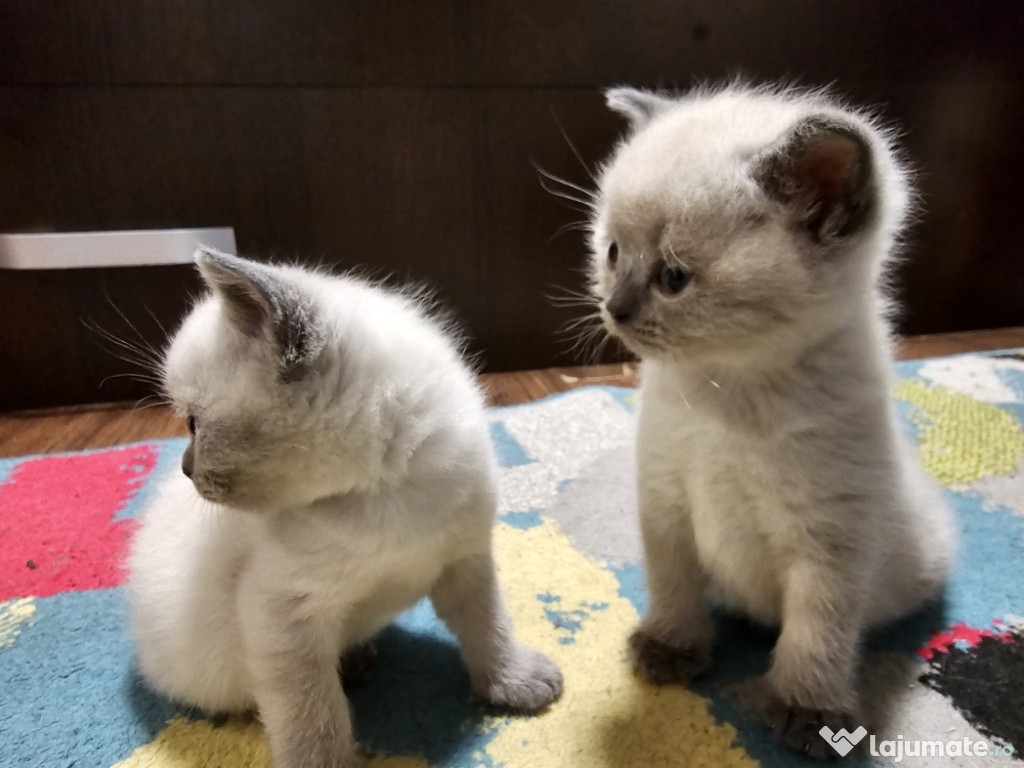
[630,487,713,684]
[430,551,563,713]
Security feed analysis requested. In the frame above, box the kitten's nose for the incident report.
[181,443,194,479]
[606,291,639,323]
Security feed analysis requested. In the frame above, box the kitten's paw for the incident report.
[629,628,710,685]
[477,646,563,713]
[727,677,858,760]
[340,641,377,688]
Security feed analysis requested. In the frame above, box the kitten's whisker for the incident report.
[91,342,160,375]
[104,292,163,361]
[666,241,686,268]
[676,385,693,410]
[133,394,172,411]
[563,322,605,361]
[537,177,598,212]
[141,302,170,340]
[588,332,614,366]
[557,313,602,334]
[84,319,164,371]
[99,371,163,389]
[563,325,594,354]
[535,167,598,204]
[547,285,595,300]
[689,360,723,391]
[550,111,599,185]
[543,285,599,310]
[549,220,592,242]
[550,304,596,312]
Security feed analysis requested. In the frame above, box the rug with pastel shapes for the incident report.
[2,351,1023,768]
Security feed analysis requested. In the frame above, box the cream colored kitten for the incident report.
[587,85,955,757]
[128,249,562,768]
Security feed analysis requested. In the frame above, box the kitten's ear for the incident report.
[754,115,876,242]
[605,87,672,131]
[195,247,325,379]
[195,247,274,339]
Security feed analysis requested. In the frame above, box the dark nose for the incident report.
[606,289,639,323]
[181,443,194,479]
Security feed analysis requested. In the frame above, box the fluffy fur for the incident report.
[585,84,955,756]
[128,249,562,768]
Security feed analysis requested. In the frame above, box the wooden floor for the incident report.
[1,327,1022,459]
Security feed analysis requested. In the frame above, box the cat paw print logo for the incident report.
[820,725,868,757]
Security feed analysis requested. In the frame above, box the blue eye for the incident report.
[608,242,619,266]
[659,265,691,295]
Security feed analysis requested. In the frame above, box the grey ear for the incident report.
[753,115,877,242]
[605,87,673,130]
[195,247,326,380]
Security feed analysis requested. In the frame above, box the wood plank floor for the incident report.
[1,327,1022,459]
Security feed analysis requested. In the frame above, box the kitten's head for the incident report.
[163,249,352,510]
[589,84,909,365]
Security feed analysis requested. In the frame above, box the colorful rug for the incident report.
[2,350,1023,768]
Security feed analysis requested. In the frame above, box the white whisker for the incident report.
[550,112,599,185]
[535,167,598,204]
[537,177,599,212]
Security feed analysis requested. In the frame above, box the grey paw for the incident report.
[628,629,710,685]
[775,707,859,760]
[477,646,563,713]
[728,677,858,760]
[340,641,377,688]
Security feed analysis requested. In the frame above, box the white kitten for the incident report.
[586,85,955,756]
[128,249,562,768]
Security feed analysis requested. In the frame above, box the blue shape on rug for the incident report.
[0,588,181,767]
[348,598,504,765]
[499,509,543,530]
[489,421,534,468]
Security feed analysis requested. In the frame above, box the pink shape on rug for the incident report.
[917,620,1016,660]
[0,445,158,601]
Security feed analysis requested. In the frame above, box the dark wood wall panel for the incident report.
[1,1,1018,87]
[1,0,1022,409]
[0,86,609,408]
[0,265,201,409]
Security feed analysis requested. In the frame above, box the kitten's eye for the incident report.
[658,265,692,295]
[186,415,197,436]
[608,242,619,266]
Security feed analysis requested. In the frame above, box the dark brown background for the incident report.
[1,0,1021,410]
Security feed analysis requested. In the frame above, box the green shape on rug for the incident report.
[895,379,1024,487]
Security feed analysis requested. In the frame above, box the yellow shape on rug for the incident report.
[110,517,754,768]
[111,717,424,768]
[111,717,270,768]
[0,597,36,648]
[895,378,1024,487]
[483,518,755,768]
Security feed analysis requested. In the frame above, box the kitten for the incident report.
[585,84,955,756]
[128,249,562,768]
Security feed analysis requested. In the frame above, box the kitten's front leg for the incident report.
[238,574,361,768]
[734,559,862,759]
[629,483,713,684]
[431,551,563,712]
